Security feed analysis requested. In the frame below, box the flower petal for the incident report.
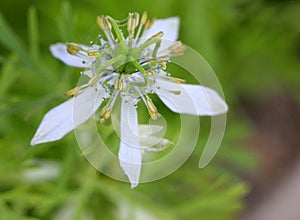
[142,138,174,152]
[118,97,142,188]
[139,124,166,149]
[154,79,228,116]
[50,43,92,68]
[139,124,164,137]
[31,86,103,145]
[140,17,180,50]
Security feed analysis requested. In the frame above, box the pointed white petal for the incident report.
[50,43,92,68]
[118,97,142,188]
[140,17,180,50]
[31,86,103,145]
[139,124,164,137]
[142,138,174,152]
[138,124,165,149]
[154,79,228,116]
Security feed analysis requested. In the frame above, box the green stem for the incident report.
[96,54,125,73]
[130,57,148,86]
[152,40,161,58]
[107,16,124,43]
[139,38,160,52]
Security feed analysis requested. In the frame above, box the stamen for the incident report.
[139,55,169,65]
[168,90,181,95]
[127,12,140,48]
[88,75,102,86]
[134,11,148,46]
[99,107,111,124]
[170,77,186,84]
[99,89,119,123]
[87,50,101,58]
[156,55,170,63]
[97,15,115,46]
[145,95,160,120]
[114,78,123,90]
[133,13,140,28]
[155,75,186,84]
[169,41,185,55]
[66,43,85,55]
[141,11,148,25]
[64,87,80,97]
[145,18,156,29]
[64,84,88,97]
[97,15,111,30]
[159,41,186,57]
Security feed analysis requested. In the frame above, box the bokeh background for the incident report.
[0,0,299,219]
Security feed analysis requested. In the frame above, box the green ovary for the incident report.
[112,42,143,74]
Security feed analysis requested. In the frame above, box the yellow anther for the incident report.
[118,81,123,90]
[151,31,164,39]
[113,79,123,91]
[171,77,186,84]
[127,13,133,33]
[170,43,186,55]
[169,90,181,95]
[97,15,111,30]
[64,87,80,97]
[114,79,119,90]
[99,107,111,124]
[127,13,140,33]
[97,16,105,29]
[102,108,111,119]
[146,96,160,120]
[156,55,170,63]
[170,41,182,49]
[141,12,148,25]
[66,43,82,55]
[145,18,156,29]
[173,48,185,55]
[133,12,140,28]
[87,50,100,58]
[149,110,161,120]
[146,70,156,75]
[99,118,106,124]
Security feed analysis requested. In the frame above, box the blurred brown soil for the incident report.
[239,90,300,216]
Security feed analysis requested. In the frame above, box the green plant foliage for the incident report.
[0,0,299,219]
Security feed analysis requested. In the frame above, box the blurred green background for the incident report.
[0,0,299,219]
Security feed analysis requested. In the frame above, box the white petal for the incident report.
[139,124,164,137]
[31,86,103,145]
[138,124,165,148]
[140,17,180,50]
[118,97,142,188]
[50,43,92,68]
[154,79,228,116]
[142,138,173,152]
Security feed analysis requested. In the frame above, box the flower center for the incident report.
[112,42,142,74]
[64,12,186,123]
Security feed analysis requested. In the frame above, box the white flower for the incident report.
[31,12,228,188]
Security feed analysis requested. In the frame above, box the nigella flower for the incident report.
[31,12,228,188]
